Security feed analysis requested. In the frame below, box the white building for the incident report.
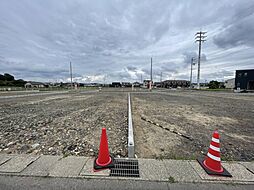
[225,78,235,89]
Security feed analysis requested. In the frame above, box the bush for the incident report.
[208,80,220,89]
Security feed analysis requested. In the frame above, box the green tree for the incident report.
[3,73,15,81]
[13,79,26,87]
[208,80,220,89]
[0,74,5,80]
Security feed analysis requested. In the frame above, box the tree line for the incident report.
[0,73,26,87]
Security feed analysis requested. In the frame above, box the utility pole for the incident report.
[103,75,106,87]
[195,31,207,89]
[190,57,196,88]
[70,61,73,88]
[160,71,163,88]
[150,57,152,90]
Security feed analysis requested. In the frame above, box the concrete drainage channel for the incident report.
[127,93,135,158]
[109,93,140,178]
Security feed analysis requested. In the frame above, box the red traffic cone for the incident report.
[197,130,232,177]
[93,128,114,171]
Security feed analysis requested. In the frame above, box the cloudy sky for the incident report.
[0,0,253,83]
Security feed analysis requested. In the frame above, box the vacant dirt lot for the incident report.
[0,91,128,157]
[1,89,253,161]
[132,90,254,161]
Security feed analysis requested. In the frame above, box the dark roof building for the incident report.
[111,82,121,87]
[161,80,190,88]
[122,82,132,87]
[235,69,254,91]
[133,82,141,87]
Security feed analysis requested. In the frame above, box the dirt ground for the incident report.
[132,90,254,161]
[1,89,253,161]
[0,91,128,157]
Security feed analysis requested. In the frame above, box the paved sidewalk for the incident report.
[0,154,253,185]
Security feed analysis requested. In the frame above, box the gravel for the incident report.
[0,92,128,157]
[132,90,254,161]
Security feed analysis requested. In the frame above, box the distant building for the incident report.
[235,69,254,91]
[225,78,235,89]
[143,79,152,88]
[82,83,100,87]
[154,82,162,87]
[132,82,141,87]
[111,82,121,87]
[161,80,190,88]
[121,82,132,87]
[25,82,45,88]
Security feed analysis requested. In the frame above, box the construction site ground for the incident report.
[0,88,254,162]
[132,89,254,161]
[0,91,128,157]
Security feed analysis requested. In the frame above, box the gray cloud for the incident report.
[126,66,137,72]
[0,0,253,82]
[213,2,254,48]
[204,70,235,81]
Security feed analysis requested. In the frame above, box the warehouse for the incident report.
[235,69,254,91]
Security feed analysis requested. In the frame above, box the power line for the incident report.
[195,31,207,89]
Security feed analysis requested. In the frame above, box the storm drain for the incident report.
[110,159,139,178]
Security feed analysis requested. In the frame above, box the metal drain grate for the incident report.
[110,159,139,178]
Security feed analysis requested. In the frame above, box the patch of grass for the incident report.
[199,88,232,92]
[63,152,70,158]
[168,176,175,183]
[157,154,193,161]
[221,155,235,161]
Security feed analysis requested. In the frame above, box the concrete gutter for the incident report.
[128,93,135,158]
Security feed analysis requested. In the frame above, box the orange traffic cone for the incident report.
[93,128,114,171]
[197,130,232,177]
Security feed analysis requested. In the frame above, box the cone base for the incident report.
[96,156,112,167]
[93,155,115,172]
[197,158,232,177]
[203,159,223,173]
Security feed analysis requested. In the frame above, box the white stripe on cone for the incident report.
[207,152,221,162]
[209,144,220,152]
[212,137,219,143]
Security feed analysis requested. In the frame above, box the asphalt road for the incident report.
[0,176,253,190]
